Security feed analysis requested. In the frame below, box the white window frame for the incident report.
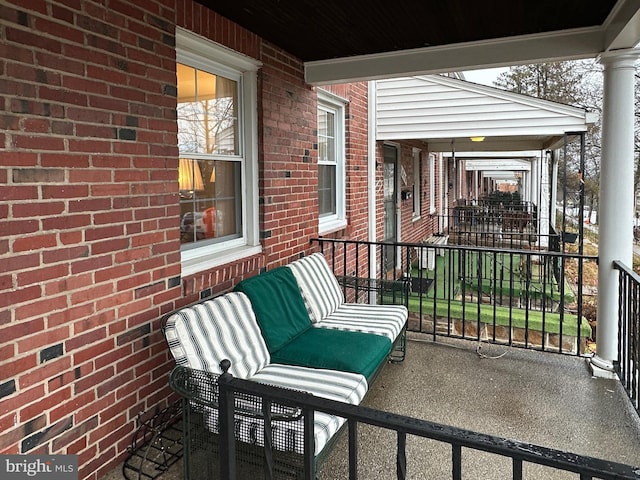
[429,153,436,214]
[176,28,262,277]
[412,148,421,221]
[317,89,347,234]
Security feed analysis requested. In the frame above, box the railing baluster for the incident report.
[262,398,274,480]
[349,419,358,480]
[303,406,314,480]
[452,443,462,480]
[396,431,407,480]
[218,365,236,480]
[512,457,522,480]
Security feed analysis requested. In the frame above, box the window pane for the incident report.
[179,159,242,245]
[318,109,335,163]
[318,164,336,216]
[177,64,239,156]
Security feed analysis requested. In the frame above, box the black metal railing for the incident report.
[428,211,571,251]
[314,238,597,355]
[216,364,640,480]
[614,260,640,416]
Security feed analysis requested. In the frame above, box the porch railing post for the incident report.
[218,360,236,480]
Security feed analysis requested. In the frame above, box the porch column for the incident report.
[592,49,639,375]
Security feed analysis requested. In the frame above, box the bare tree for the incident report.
[494,61,603,218]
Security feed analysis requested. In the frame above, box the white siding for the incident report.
[376,75,591,143]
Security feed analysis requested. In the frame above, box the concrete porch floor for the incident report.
[105,334,640,479]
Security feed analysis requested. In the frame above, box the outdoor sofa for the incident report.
[164,252,408,478]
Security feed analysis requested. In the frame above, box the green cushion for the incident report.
[271,327,391,382]
[235,267,311,352]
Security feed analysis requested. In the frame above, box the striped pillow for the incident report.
[164,292,270,379]
[287,253,344,323]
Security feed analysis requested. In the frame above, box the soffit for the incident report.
[196,0,640,83]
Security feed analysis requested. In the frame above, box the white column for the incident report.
[368,81,378,303]
[592,49,639,375]
[538,153,550,249]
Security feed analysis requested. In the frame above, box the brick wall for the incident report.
[0,1,327,478]
[0,1,445,479]
[0,1,183,478]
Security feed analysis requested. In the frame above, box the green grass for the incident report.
[412,252,574,304]
[380,253,591,339]
[406,296,591,338]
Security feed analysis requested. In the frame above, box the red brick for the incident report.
[42,214,91,231]
[74,366,113,395]
[90,238,130,255]
[0,186,39,201]
[13,135,66,151]
[20,356,71,388]
[13,233,58,253]
[3,354,38,380]
[17,325,69,356]
[2,282,40,313]
[15,295,67,321]
[71,284,114,305]
[16,263,68,287]
[42,245,90,264]
[47,304,94,329]
[84,225,125,242]
[65,327,107,353]
[20,388,72,423]
[49,389,93,424]
[42,184,89,199]
[13,201,65,218]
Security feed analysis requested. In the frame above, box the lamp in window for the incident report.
[470,136,485,142]
[209,166,216,183]
[178,158,204,197]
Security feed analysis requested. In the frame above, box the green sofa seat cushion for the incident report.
[235,267,311,352]
[270,327,391,382]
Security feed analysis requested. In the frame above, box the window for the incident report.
[176,28,261,276]
[317,90,346,233]
[413,149,421,220]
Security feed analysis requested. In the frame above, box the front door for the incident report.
[383,145,398,273]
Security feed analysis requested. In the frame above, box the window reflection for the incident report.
[177,63,242,247]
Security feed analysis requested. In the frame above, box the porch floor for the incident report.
[319,334,640,478]
[105,334,640,479]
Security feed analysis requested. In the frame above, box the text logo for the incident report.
[0,455,78,480]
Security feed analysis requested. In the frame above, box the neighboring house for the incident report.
[375,75,595,249]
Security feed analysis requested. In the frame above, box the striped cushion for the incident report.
[205,365,368,455]
[287,253,344,323]
[164,292,270,379]
[318,303,408,342]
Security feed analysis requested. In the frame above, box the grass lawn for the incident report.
[391,253,591,339]
[419,251,574,304]
[406,296,591,338]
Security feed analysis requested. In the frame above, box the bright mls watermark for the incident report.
[0,455,77,480]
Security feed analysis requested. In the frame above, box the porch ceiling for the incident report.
[199,0,640,84]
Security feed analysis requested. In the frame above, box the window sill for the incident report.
[181,244,262,278]
[319,219,348,236]
[412,215,421,223]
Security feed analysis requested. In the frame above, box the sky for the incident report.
[462,67,509,86]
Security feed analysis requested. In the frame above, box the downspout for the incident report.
[368,81,378,303]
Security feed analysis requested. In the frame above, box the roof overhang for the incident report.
[199,0,640,85]
[376,75,594,152]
